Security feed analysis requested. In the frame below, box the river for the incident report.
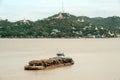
[0,38,120,80]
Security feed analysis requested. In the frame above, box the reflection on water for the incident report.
[0,39,120,80]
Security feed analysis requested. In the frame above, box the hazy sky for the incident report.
[0,0,120,21]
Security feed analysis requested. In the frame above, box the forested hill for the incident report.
[0,13,120,38]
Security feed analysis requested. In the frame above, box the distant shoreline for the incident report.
[0,37,119,39]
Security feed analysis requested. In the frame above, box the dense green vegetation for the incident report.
[0,13,120,38]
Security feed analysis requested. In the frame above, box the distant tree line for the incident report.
[0,13,120,38]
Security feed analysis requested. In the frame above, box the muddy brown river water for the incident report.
[0,38,120,80]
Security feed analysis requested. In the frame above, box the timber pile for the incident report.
[24,57,74,70]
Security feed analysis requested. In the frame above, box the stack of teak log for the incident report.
[24,57,74,70]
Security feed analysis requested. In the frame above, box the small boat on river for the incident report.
[24,53,74,70]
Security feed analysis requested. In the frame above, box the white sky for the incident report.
[0,0,120,21]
